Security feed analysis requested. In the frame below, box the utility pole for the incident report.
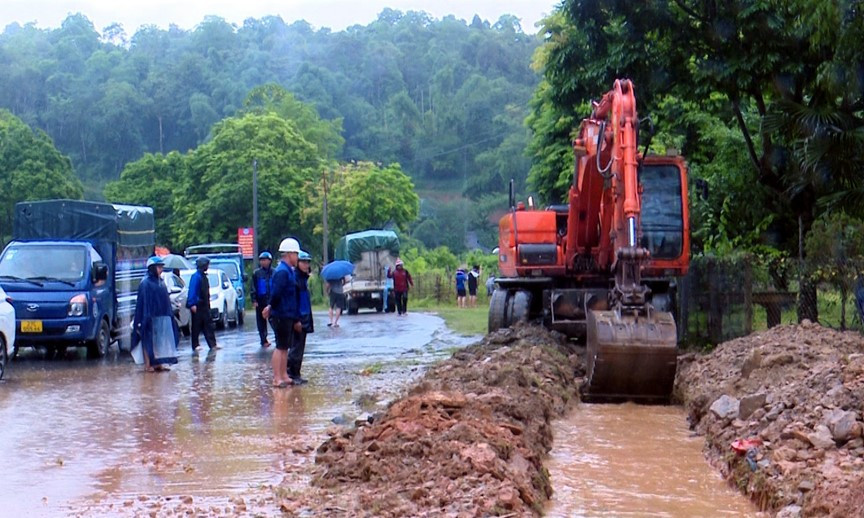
[322,168,329,264]
[253,159,259,260]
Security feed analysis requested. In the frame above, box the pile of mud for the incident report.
[675,321,864,517]
[281,325,581,516]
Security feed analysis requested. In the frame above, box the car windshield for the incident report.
[212,261,240,280]
[0,245,87,282]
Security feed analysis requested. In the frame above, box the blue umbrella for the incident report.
[321,260,354,281]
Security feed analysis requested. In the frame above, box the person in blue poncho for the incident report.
[131,256,179,372]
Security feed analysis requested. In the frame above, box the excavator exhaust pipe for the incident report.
[584,308,678,403]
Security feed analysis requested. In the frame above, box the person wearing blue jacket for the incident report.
[263,238,301,388]
[187,256,218,352]
[455,268,468,308]
[251,251,274,347]
[289,250,314,384]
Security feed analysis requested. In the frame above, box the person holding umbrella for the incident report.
[251,251,275,347]
[321,259,354,328]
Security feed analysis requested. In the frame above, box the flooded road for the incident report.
[546,404,760,517]
[0,311,473,516]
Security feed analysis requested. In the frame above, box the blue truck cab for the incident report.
[184,243,246,326]
[0,200,154,357]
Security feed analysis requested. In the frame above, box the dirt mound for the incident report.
[280,325,581,516]
[675,322,864,517]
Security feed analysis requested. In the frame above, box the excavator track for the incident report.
[584,308,678,403]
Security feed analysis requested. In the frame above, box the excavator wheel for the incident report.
[488,289,533,333]
[584,308,678,403]
[488,289,509,333]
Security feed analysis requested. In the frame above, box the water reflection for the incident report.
[0,311,472,515]
[546,404,760,517]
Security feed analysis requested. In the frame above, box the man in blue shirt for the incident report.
[263,238,301,388]
[251,251,274,347]
[187,256,218,352]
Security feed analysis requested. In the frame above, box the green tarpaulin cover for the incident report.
[334,230,400,263]
[14,199,155,247]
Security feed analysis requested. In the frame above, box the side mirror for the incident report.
[93,262,109,282]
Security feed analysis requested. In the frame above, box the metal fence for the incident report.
[678,253,864,347]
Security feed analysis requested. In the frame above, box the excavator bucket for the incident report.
[584,309,678,403]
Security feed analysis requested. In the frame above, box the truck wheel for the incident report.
[237,305,245,326]
[87,319,111,359]
[0,336,7,380]
[218,304,228,329]
[375,300,384,313]
[347,299,359,315]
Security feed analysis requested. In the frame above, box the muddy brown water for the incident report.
[546,403,761,517]
[0,311,472,516]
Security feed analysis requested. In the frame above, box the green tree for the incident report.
[103,151,188,248]
[0,109,83,242]
[242,83,345,159]
[804,213,864,330]
[302,162,420,253]
[173,112,323,253]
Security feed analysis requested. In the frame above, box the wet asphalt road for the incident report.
[0,310,474,516]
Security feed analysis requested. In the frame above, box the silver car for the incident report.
[161,271,191,336]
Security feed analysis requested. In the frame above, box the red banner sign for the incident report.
[238,227,254,259]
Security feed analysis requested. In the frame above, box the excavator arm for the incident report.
[570,80,678,402]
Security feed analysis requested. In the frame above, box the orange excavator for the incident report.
[490,79,690,402]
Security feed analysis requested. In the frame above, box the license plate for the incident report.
[21,320,43,333]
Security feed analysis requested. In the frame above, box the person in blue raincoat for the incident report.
[131,256,179,372]
[855,276,864,326]
[288,250,314,384]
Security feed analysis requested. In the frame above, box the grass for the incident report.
[429,306,489,336]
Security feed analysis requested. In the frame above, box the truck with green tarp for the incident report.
[334,230,400,314]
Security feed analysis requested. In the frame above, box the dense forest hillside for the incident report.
[0,10,540,209]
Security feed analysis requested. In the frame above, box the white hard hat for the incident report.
[279,238,301,253]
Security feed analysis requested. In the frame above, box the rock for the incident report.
[827,410,859,443]
[739,392,767,420]
[797,479,815,492]
[740,349,762,379]
[776,504,802,518]
[807,425,836,450]
[709,395,740,420]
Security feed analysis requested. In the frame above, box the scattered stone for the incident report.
[826,410,859,443]
[709,395,740,420]
[776,504,802,518]
[808,425,836,450]
[797,479,815,492]
[738,392,767,420]
[675,323,864,517]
